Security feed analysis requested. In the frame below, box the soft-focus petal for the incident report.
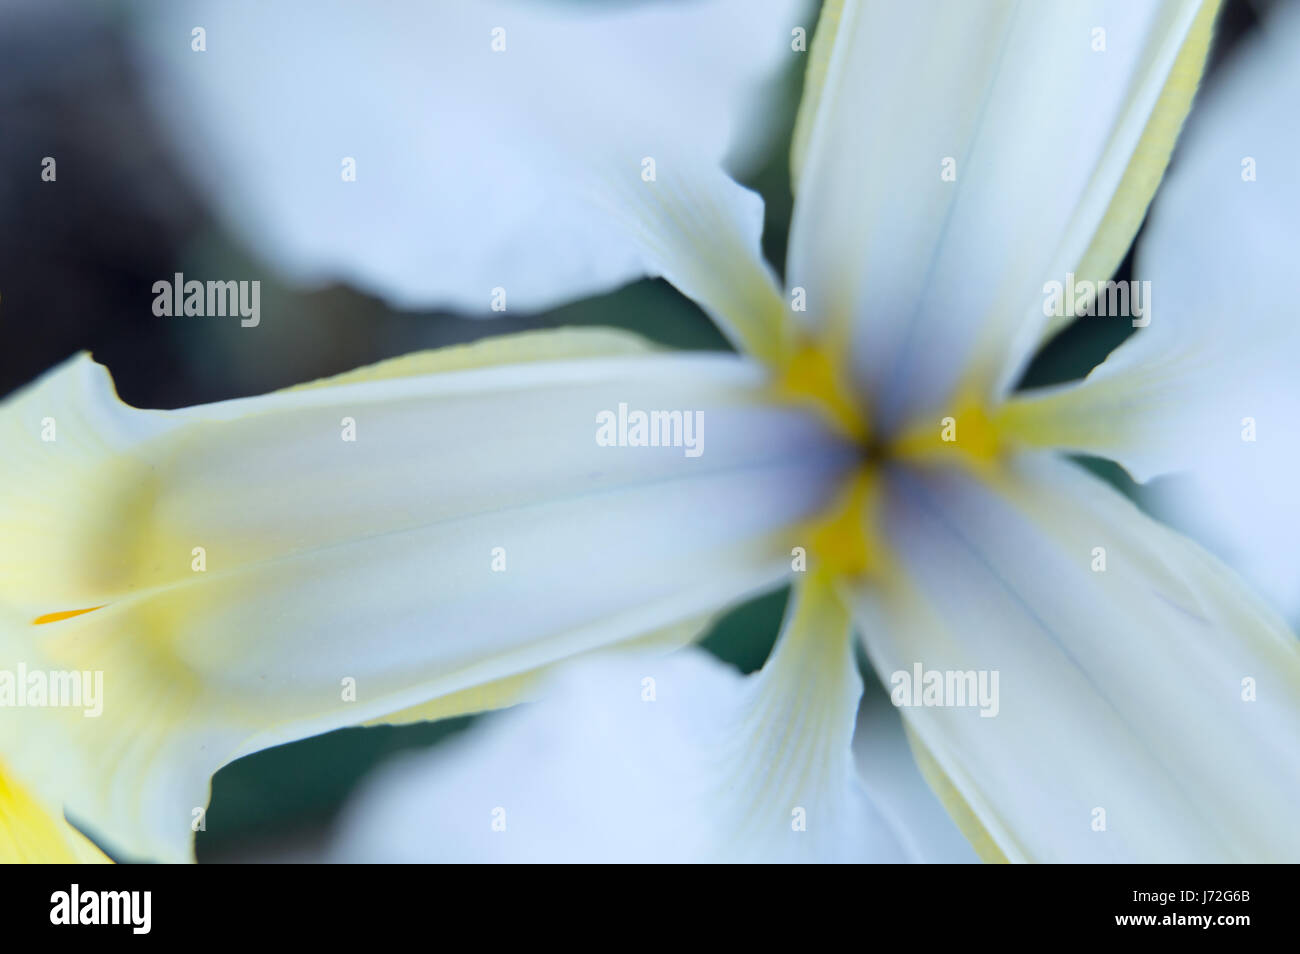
[851,453,1300,862]
[0,328,854,862]
[330,573,909,862]
[786,0,1218,432]
[130,0,800,360]
[851,680,980,863]
[997,0,1300,617]
[361,611,714,728]
[0,763,109,863]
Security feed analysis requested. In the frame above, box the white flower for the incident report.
[1000,0,1300,623]
[3,0,1298,863]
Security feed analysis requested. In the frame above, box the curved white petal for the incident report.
[129,0,801,359]
[851,453,1300,862]
[786,0,1218,432]
[0,329,854,862]
[997,1,1300,618]
[851,678,980,863]
[330,574,909,863]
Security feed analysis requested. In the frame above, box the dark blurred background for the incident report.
[0,0,1266,860]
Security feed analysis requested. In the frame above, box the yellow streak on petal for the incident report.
[889,397,1007,474]
[1041,0,1223,344]
[367,614,714,726]
[789,0,849,192]
[281,326,659,393]
[989,388,1110,453]
[772,338,881,579]
[801,467,880,580]
[773,339,868,443]
[902,725,1011,865]
[0,763,110,863]
[32,605,106,626]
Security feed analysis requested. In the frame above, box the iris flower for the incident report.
[3,0,1298,863]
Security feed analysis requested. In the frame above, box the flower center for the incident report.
[774,338,1012,580]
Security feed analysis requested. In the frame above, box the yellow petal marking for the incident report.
[0,763,110,863]
[32,605,106,626]
[1040,0,1222,344]
[773,338,868,443]
[901,725,1011,865]
[802,468,881,580]
[889,396,1008,475]
[789,0,850,193]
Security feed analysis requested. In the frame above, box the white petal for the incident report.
[851,679,980,863]
[997,0,1300,618]
[330,574,909,862]
[0,329,853,862]
[786,0,1218,432]
[129,0,801,360]
[851,453,1300,862]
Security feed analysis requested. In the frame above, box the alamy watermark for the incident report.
[152,272,260,327]
[596,403,704,458]
[0,663,103,717]
[51,885,150,934]
[1042,272,1150,327]
[890,663,999,718]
